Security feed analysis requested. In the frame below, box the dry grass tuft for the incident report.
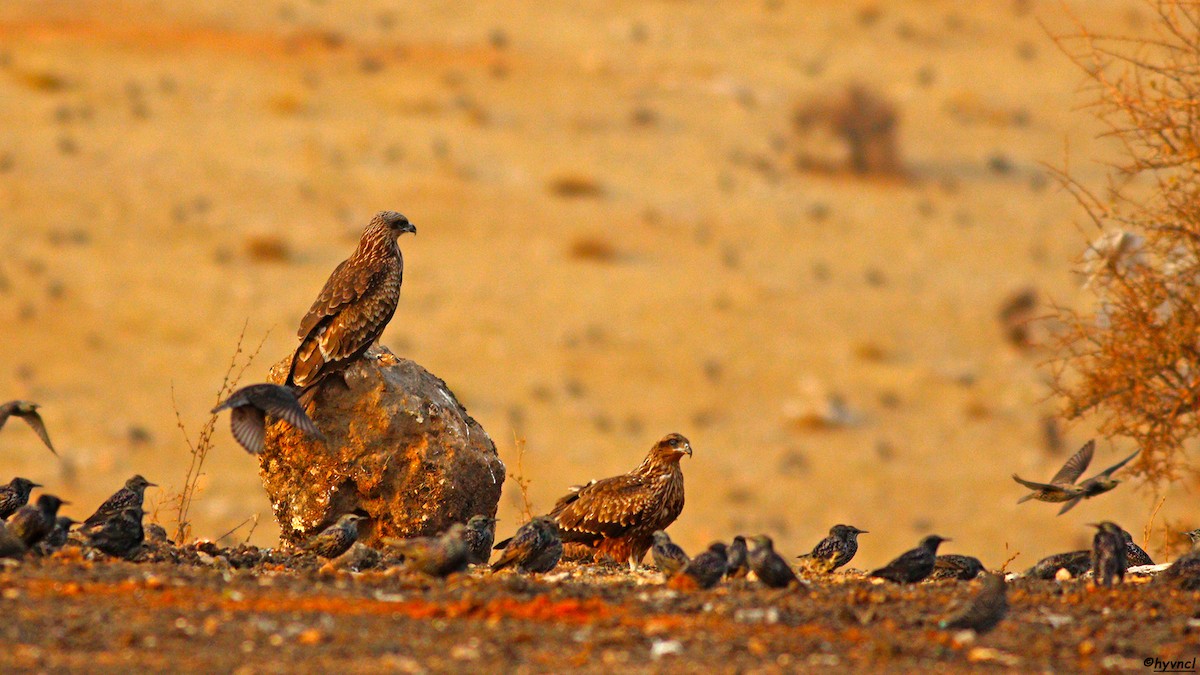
[1048,1,1200,492]
[507,433,534,521]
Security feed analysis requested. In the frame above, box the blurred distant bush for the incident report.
[1051,1,1200,489]
[792,84,902,176]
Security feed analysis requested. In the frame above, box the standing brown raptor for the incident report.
[546,433,691,569]
[286,211,416,393]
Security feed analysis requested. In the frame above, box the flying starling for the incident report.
[931,554,986,581]
[80,506,145,559]
[385,524,469,577]
[938,574,1008,634]
[302,514,364,559]
[212,383,323,455]
[82,475,155,528]
[668,542,728,590]
[650,530,689,576]
[491,516,563,573]
[287,211,416,394]
[798,524,867,573]
[748,535,801,588]
[1121,530,1154,567]
[1012,439,1094,506]
[463,515,498,565]
[36,515,78,554]
[7,494,67,547]
[0,477,40,520]
[0,400,57,456]
[1091,521,1127,587]
[1058,450,1140,515]
[0,521,28,558]
[1025,550,1092,580]
[725,535,749,579]
[869,535,949,583]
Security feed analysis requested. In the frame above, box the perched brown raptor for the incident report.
[547,433,691,569]
[287,211,416,393]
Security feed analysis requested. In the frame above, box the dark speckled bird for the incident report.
[0,400,57,456]
[37,516,78,554]
[1091,521,1127,587]
[212,383,323,455]
[1186,529,1200,547]
[287,211,416,394]
[1012,440,1093,507]
[0,521,28,558]
[0,477,40,520]
[749,535,801,588]
[491,516,562,573]
[463,515,498,565]
[1121,530,1154,567]
[7,494,66,547]
[1025,550,1092,580]
[650,530,689,576]
[931,554,986,581]
[82,475,155,528]
[302,514,364,559]
[870,535,949,583]
[386,524,469,577]
[1156,531,1200,590]
[669,542,728,590]
[725,535,749,579]
[80,506,144,559]
[798,524,867,573]
[1058,450,1140,515]
[544,433,690,569]
[939,574,1008,634]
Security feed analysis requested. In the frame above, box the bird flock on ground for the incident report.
[3,211,1199,639]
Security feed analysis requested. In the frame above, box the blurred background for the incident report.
[0,0,1187,568]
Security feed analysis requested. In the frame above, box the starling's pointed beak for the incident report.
[32,482,43,488]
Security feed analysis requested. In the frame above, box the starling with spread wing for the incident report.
[544,433,690,569]
[212,383,323,454]
[1012,440,1094,505]
[287,211,416,394]
[1058,449,1140,515]
[0,400,57,456]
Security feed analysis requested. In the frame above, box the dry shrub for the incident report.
[1049,1,1200,490]
[793,84,902,176]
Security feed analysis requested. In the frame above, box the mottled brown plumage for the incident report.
[302,514,364,559]
[463,515,498,565]
[1091,521,1127,587]
[287,211,416,393]
[0,400,57,456]
[650,530,689,576]
[491,516,562,573]
[939,574,1008,634]
[0,477,40,520]
[82,475,155,528]
[385,524,469,577]
[1012,439,1094,505]
[748,535,801,588]
[80,506,145,559]
[798,524,867,573]
[212,383,323,454]
[8,494,66,547]
[547,433,691,568]
[668,542,727,590]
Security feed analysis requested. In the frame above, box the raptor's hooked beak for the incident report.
[402,221,417,236]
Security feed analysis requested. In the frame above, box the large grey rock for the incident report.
[261,345,504,547]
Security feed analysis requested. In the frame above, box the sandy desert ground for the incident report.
[0,0,1192,574]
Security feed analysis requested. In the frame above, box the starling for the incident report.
[1091,521,1127,587]
[931,554,986,581]
[80,506,145,559]
[0,521,28,558]
[211,383,323,455]
[463,515,498,565]
[7,494,67,547]
[0,400,57,456]
[385,524,469,577]
[491,516,563,573]
[1156,531,1200,590]
[1025,550,1092,580]
[302,514,364,559]
[0,477,41,520]
[725,535,749,578]
[36,515,78,554]
[798,524,867,573]
[1057,450,1140,515]
[543,433,690,569]
[669,542,728,590]
[938,574,1008,634]
[1121,530,1154,567]
[288,211,416,394]
[869,535,949,583]
[1012,439,1093,506]
[650,530,689,576]
[748,535,801,588]
[82,475,156,528]
[1186,529,1200,547]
